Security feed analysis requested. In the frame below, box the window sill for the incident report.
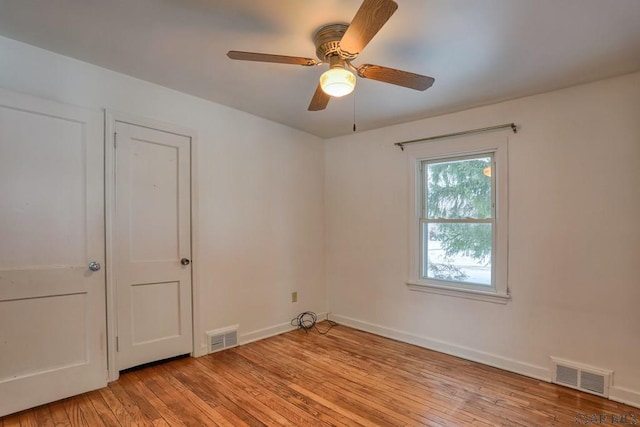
[406,280,510,304]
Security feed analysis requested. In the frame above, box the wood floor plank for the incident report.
[212,350,360,426]
[31,405,55,427]
[210,405,253,427]
[149,364,245,427]
[130,367,211,426]
[117,373,185,427]
[85,390,122,426]
[97,387,138,427]
[107,380,155,426]
[189,357,292,425]
[243,349,462,424]
[47,400,72,427]
[61,399,87,427]
[75,394,108,427]
[217,345,377,425]
[17,410,38,427]
[159,361,263,427]
[253,335,469,424]
[200,354,335,427]
[242,336,442,425]
[2,325,638,426]
[0,415,19,427]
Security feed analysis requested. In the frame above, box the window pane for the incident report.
[423,223,492,286]
[425,156,492,219]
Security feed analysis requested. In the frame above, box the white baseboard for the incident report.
[610,386,640,409]
[239,312,329,346]
[331,314,550,381]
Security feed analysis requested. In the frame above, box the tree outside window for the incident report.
[421,154,494,286]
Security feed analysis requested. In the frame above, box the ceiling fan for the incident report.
[226,0,435,111]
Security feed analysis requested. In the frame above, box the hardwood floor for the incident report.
[1,324,637,426]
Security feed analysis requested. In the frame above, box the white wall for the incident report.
[325,72,640,407]
[0,36,327,354]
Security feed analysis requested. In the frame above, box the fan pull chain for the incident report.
[352,91,357,132]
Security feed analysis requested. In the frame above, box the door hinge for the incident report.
[116,336,119,352]
[113,132,117,148]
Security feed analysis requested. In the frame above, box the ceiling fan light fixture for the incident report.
[227,0,433,111]
[320,67,356,97]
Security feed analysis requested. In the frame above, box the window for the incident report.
[422,154,494,286]
[406,135,509,303]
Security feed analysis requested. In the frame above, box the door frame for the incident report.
[104,110,202,381]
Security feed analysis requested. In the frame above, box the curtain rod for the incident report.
[395,123,517,151]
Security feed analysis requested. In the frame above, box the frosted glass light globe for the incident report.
[320,68,356,97]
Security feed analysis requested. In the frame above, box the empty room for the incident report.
[1,0,639,425]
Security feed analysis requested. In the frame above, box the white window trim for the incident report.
[406,133,510,304]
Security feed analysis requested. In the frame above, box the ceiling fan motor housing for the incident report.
[313,23,357,62]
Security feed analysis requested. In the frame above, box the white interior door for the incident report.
[0,89,106,417]
[114,121,192,371]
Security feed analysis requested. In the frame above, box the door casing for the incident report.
[105,110,203,381]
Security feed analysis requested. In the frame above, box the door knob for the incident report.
[88,261,101,271]
[180,258,191,266]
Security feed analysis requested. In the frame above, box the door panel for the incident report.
[0,105,86,269]
[131,281,182,344]
[0,89,106,417]
[130,139,179,261]
[115,121,192,371]
[1,294,88,380]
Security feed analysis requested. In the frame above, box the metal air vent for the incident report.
[206,325,239,354]
[550,357,611,397]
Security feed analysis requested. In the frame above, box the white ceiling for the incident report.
[1,0,639,138]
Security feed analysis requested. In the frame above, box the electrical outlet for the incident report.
[291,291,298,303]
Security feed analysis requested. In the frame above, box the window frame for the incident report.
[406,134,510,304]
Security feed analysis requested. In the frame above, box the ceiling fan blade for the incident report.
[308,83,330,111]
[227,51,320,66]
[357,64,435,91]
[339,0,398,56]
